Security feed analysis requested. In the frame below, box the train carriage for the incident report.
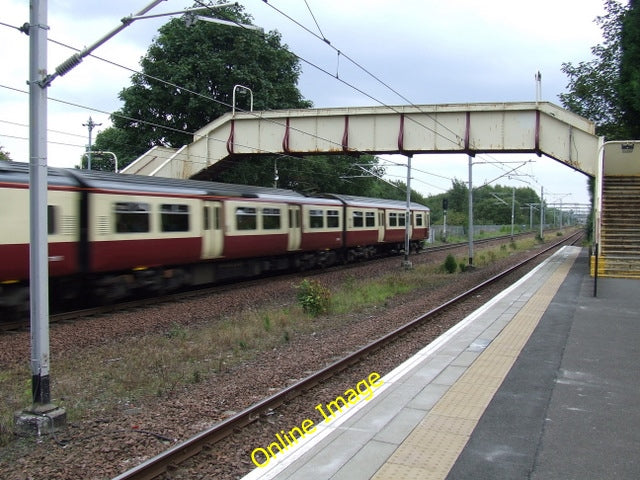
[0,161,430,312]
[325,194,430,257]
[298,197,344,252]
[0,164,83,308]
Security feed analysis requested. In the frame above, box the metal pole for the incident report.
[510,188,515,239]
[593,243,599,297]
[443,211,447,241]
[403,154,412,268]
[29,0,51,406]
[540,186,544,239]
[24,0,168,414]
[232,85,254,116]
[83,117,101,170]
[468,155,474,266]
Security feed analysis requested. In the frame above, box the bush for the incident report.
[443,254,458,274]
[296,279,331,316]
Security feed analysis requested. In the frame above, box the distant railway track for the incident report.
[111,229,583,480]
[0,229,573,332]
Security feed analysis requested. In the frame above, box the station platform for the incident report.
[241,246,640,480]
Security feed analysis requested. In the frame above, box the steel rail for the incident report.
[112,230,583,480]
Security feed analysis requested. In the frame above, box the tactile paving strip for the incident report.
[372,248,579,480]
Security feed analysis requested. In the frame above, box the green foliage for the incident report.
[96,2,311,169]
[560,0,639,140]
[166,322,187,340]
[443,254,458,274]
[0,146,11,161]
[619,0,640,138]
[296,279,331,316]
[426,179,542,226]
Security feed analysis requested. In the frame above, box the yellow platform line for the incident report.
[372,249,579,480]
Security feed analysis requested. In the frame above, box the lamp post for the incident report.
[232,84,254,116]
[82,117,102,170]
[81,150,119,173]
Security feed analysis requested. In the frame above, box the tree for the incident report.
[559,0,640,140]
[200,153,419,200]
[0,146,10,161]
[96,2,311,169]
[423,179,542,227]
[619,0,640,137]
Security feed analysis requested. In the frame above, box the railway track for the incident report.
[111,229,583,480]
[0,229,558,332]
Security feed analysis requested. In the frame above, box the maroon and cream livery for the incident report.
[0,162,429,312]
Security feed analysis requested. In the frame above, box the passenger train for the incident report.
[0,161,430,313]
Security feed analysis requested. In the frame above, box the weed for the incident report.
[296,279,331,317]
[166,322,187,340]
[262,315,272,332]
[443,254,458,273]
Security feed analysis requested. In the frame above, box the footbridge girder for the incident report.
[121,101,599,179]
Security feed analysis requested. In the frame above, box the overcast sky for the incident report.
[1,0,607,206]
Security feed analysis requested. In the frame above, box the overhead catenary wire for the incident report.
[0,83,397,188]
[0,11,533,196]
[1,11,469,161]
[253,1,539,179]
[192,1,465,149]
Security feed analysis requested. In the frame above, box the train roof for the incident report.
[324,193,430,211]
[0,160,78,187]
[0,161,305,200]
[0,162,428,210]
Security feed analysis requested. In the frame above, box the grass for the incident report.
[0,234,544,448]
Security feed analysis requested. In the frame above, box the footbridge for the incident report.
[121,101,600,179]
[121,101,640,279]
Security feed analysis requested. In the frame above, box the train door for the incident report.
[202,201,223,259]
[287,205,301,251]
[378,210,385,242]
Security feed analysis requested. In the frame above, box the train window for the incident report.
[236,207,257,230]
[203,206,211,230]
[415,213,424,227]
[115,202,150,233]
[262,207,281,230]
[47,205,57,234]
[309,209,324,229]
[288,209,298,228]
[327,209,340,228]
[389,212,398,227]
[214,206,221,229]
[365,211,375,227]
[398,213,406,227]
[161,204,190,232]
[353,211,363,228]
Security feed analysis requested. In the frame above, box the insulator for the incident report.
[56,54,83,77]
